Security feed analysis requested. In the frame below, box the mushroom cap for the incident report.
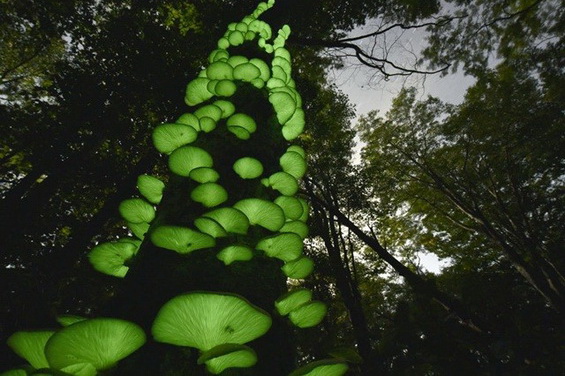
[217,245,254,265]
[137,175,165,204]
[233,199,285,231]
[289,359,348,376]
[44,318,146,371]
[152,292,271,351]
[202,207,250,235]
[185,78,214,106]
[150,225,215,254]
[197,343,257,375]
[60,363,97,376]
[282,256,314,279]
[189,167,220,183]
[194,217,228,238]
[279,221,309,239]
[264,172,298,196]
[7,330,54,369]
[233,157,264,179]
[275,289,312,316]
[127,221,150,240]
[190,183,228,208]
[152,123,197,154]
[275,196,304,220]
[288,301,327,328]
[282,109,305,141]
[280,151,307,179]
[168,146,213,177]
[118,198,155,224]
[227,113,257,135]
[256,233,303,262]
[88,241,138,278]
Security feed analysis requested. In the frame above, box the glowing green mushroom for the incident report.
[202,207,250,235]
[185,78,213,106]
[195,104,223,122]
[233,63,261,82]
[297,197,310,222]
[227,126,251,140]
[264,172,299,195]
[216,245,253,265]
[287,145,305,158]
[233,198,285,231]
[215,80,237,97]
[289,359,348,376]
[288,301,327,328]
[127,221,150,240]
[7,331,54,369]
[60,363,97,376]
[209,49,229,63]
[269,92,296,125]
[282,256,314,279]
[256,233,303,262]
[233,157,263,179]
[227,113,257,136]
[150,226,215,254]
[274,47,291,61]
[280,220,309,239]
[152,292,272,351]
[227,56,248,68]
[282,108,305,140]
[194,217,228,238]
[137,175,165,204]
[213,100,235,118]
[249,58,270,81]
[152,123,197,154]
[275,288,313,316]
[228,30,245,46]
[88,241,138,278]
[44,318,146,371]
[272,65,288,83]
[189,167,220,183]
[274,196,304,220]
[119,198,155,224]
[168,146,213,177]
[191,183,228,208]
[280,151,307,179]
[198,343,257,375]
[199,117,217,133]
[176,113,200,132]
[206,61,234,80]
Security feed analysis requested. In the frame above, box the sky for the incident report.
[324,25,476,273]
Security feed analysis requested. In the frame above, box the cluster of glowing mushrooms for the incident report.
[3,1,351,375]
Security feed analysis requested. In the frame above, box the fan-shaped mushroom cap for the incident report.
[150,226,215,254]
[280,151,307,179]
[269,92,296,125]
[168,146,213,177]
[200,207,249,235]
[199,117,217,133]
[207,61,234,81]
[152,123,197,154]
[249,58,270,81]
[189,167,220,183]
[60,363,97,376]
[7,331,54,369]
[119,198,155,224]
[279,220,309,239]
[185,78,213,106]
[137,175,165,204]
[176,113,200,132]
[88,241,138,278]
[213,100,235,118]
[127,221,150,240]
[197,343,257,375]
[289,359,348,376]
[209,49,229,63]
[275,289,312,316]
[152,292,271,351]
[44,318,146,371]
[227,56,248,68]
[289,301,327,328]
[233,157,263,179]
[215,80,237,97]
[282,256,314,279]
[264,172,298,196]
[227,113,257,135]
[233,199,285,231]
[256,233,303,262]
[191,183,228,208]
[194,217,228,238]
[217,245,254,265]
[274,196,303,220]
[282,109,305,141]
[233,63,261,82]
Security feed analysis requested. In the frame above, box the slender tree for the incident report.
[2,2,350,375]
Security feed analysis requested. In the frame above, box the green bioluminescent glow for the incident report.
[3,1,350,374]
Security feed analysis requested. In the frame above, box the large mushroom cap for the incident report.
[44,318,146,371]
[152,292,271,351]
[7,330,54,369]
[288,301,327,328]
